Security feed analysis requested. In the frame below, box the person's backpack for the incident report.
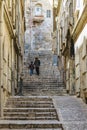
[29,64,34,69]
[34,60,40,67]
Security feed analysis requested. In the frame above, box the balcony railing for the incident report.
[33,15,44,23]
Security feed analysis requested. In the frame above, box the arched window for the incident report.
[35,4,42,16]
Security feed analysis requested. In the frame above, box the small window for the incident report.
[35,4,42,16]
[47,10,51,18]
[37,8,40,11]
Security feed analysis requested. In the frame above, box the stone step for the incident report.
[22,90,65,93]
[6,104,54,108]
[5,97,54,108]
[22,94,65,96]
[3,116,57,120]
[4,111,57,115]
[4,112,57,119]
[23,88,65,91]
[23,82,62,84]
[0,128,62,130]
[23,84,64,86]
[23,77,60,79]
[22,94,65,97]
[23,81,60,83]
[23,84,63,87]
[23,80,60,82]
[7,96,52,101]
[23,86,64,88]
[23,80,61,82]
[6,102,54,107]
[6,101,53,104]
[22,91,66,94]
[22,92,66,96]
[24,85,63,88]
[23,88,64,90]
[23,76,60,78]
[23,81,63,83]
[23,83,64,85]
[22,90,64,93]
[27,89,66,91]
[4,108,56,112]
[23,88,64,91]
[0,120,63,129]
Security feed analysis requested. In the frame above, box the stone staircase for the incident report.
[0,50,65,129]
[23,76,66,96]
[0,96,63,130]
[23,50,66,96]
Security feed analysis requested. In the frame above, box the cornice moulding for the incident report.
[57,0,62,15]
[4,3,14,38]
[72,4,87,43]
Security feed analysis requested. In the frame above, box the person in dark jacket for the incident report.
[29,61,34,76]
[34,57,40,75]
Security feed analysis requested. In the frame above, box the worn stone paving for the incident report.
[53,96,87,130]
[0,129,62,130]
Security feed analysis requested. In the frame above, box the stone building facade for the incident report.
[53,0,87,103]
[24,0,53,64]
[0,0,25,116]
[73,0,87,103]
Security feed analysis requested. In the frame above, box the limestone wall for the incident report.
[0,0,25,116]
[24,0,53,54]
[75,35,87,101]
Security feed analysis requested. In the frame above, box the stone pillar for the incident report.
[69,59,75,95]
[75,48,80,97]
[66,57,70,93]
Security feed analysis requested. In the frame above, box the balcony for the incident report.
[33,15,44,23]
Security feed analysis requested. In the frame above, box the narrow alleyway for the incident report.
[0,0,87,129]
[0,50,87,130]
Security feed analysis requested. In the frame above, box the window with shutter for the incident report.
[46,10,51,18]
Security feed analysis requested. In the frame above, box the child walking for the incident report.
[29,61,34,76]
